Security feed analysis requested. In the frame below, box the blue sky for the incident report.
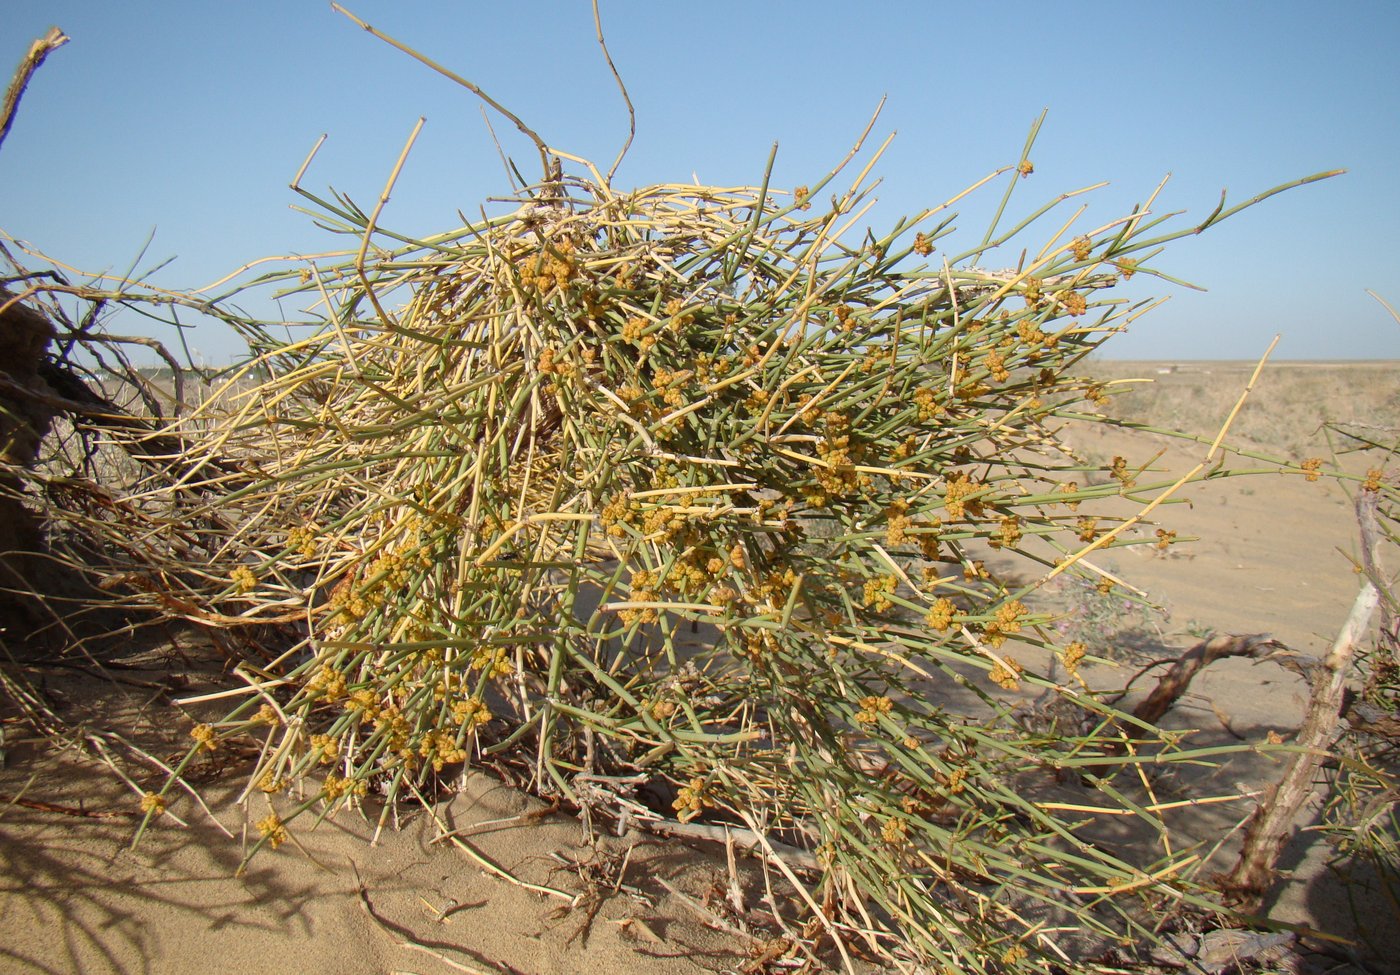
[3,1,1398,362]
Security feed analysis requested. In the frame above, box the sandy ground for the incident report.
[1,360,1396,974]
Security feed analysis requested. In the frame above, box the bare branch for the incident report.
[593,0,634,185]
[0,26,69,154]
[1226,491,1383,908]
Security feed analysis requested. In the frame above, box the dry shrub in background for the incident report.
[0,10,1360,973]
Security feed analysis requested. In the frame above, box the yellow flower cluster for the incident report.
[913,232,934,257]
[346,688,378,716]
[957,378,990,402]
[600,492,635,537]
[287,525,317,559]
[471,646,515,679]
[256,813,289,850]
[888,433,918,468]
[912,386,943,422]
[925,597,956,631]
[752,496,790,528]
[190,723,218,752]
[516,237,578,293]
[419,728,468,772]
[536,345,575,378]
[1300,457,1323,482]
[452,696,492,728]
[880,816,909,847]
[917,528,942,561]
[1109,455,1133,486]
[740,627,779,660]
[673,776,711,821]
[710,585,738,606]
[140,792,166,816]
[650,366,692,405]
[1002,945,1029,966]
[854,695,894,726]
[1070,235,1092,261]
[860,349,887,376]
[322,773,367,801]
[743,386,770,413]
[692,352,734,385]
[813,414,860,500]
[328,536,432,628]
[1061,641,1086,676]
[885,500,912,546]
[637,507,684,544]
[862,575,897,613]
[310,733,341,765]
[621,315,655,352]
[728,540,750,571]
[308,665,348,702]
[989,515,1022,550]
[618,568,659,625]
[1060,291,1087,317]
[371,548,418,591]
[1021,277,1043,309]
[1016,318,1056,350]
[987,657,1023,690]
[942,472,982,521]
[751,568,800,610]
[327,576,368,626]
[664,297,696,332]
[373,705,412,756]
[982,600,1027,649]
[984,349,1010,383]
[230,566,257,594]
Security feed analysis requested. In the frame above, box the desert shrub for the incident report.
[1049,572,1171,660]
[3,31,1342,975]
[99,142,1330,969]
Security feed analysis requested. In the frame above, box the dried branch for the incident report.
[1132,634,1287,726]
[640,818,821,874]
[1226,490,1384,908]
[0,26,68,153]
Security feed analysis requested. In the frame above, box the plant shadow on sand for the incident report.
[0,630,810,975]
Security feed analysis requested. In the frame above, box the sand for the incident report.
[1,361,1396,974]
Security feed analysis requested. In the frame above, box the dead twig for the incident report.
[0,791,135,820]
[655,877,762,942]
[0,26,68,153]
[1226,491,1384,908]
[405,779,574,903]
[640,818,821,875]
[1132,634,1287,726]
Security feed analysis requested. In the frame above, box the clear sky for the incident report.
[4,1,1398,363]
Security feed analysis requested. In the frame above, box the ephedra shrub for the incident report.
[16,81,1334,972]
